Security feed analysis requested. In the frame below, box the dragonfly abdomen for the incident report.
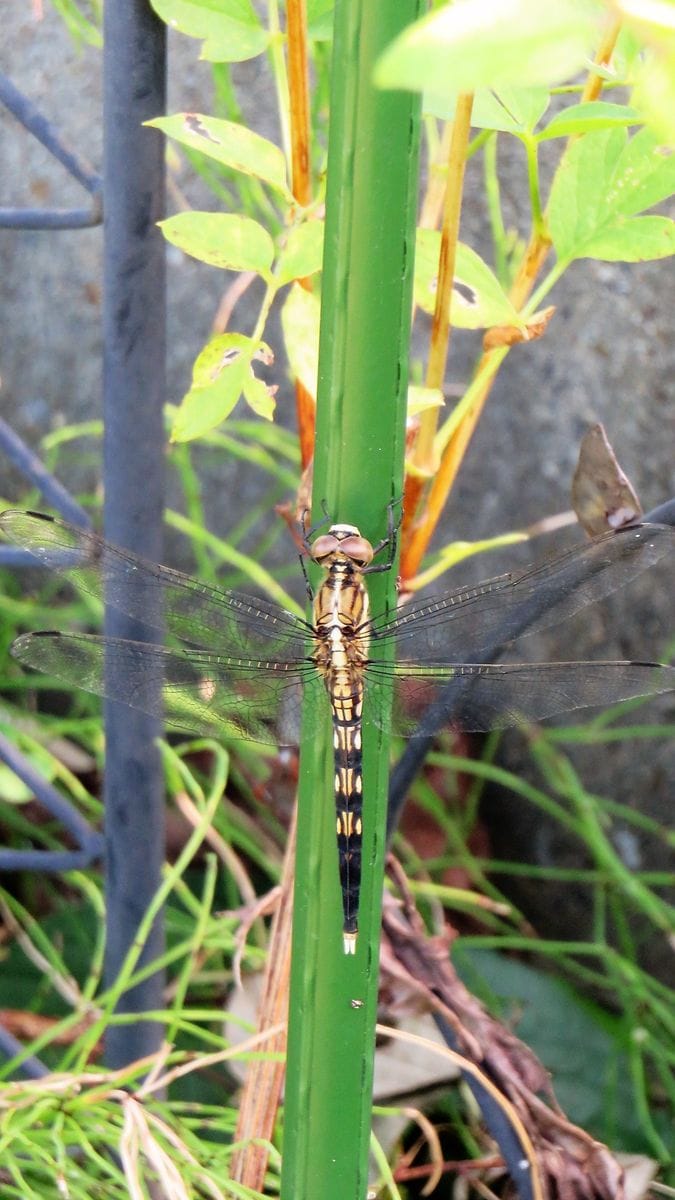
[331,694,365,955]
[310,532,374,954]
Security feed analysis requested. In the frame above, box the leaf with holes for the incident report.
[171,334,275,441]
[148,114,290,198]
[414,231,523,329]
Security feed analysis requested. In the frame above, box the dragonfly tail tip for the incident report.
[343,931,357,955]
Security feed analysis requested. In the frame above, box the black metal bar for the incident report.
[0,416,91,528]
[101,0,167,1069]
[0,731,101,852]
[0,206,101,230]
[0,73,102,230]
[0,848,102,872]
[0,1024,50,1078]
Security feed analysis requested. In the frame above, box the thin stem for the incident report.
[483,133,508,286]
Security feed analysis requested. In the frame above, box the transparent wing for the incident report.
[5,511,674,740]
[10,631,326,744]
[370,524,675,661]
[363,659,675,735]
[0,510,311,658]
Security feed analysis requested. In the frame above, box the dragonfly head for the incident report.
[311,525,374,569]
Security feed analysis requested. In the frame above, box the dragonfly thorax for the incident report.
[310,524,374,570]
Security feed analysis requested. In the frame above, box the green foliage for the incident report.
[49,0,102,47]
[149,0,270,62]
[548,126,675,263]
[414,232,524,328]
[10,0,675,1192]
[148,114,293,200]
[375,0,604,93]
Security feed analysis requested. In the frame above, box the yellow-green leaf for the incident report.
[426,86,550,135]
[549,127,675,262]
[148,113,290,198]
[149,0,269,62]
[275,221,325,285]
[159,212,275,275]
[376,0,602,96]
[414,231,522,329]
[537,101,642,141]
[171,334,266,441]
[281,283,320,396]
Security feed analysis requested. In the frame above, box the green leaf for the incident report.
[171,334,275,440]
[159,212,275,274]
[426,86,550,135]
[407,385,444,416]
[548,127,675,262]
[571,214,675,261]
[148,114,290,197]
[414,230,522,329]
[275,221,325,285]
[281,283,320,396]
[538,101,642,140]
[243,374,277,419]
[149,0,269,62]
[375,0,603,95]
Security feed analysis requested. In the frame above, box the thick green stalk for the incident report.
[280,1,421,1198]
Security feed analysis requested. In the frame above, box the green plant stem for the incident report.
[280,1,421,1197]
[523,133,545,238]
[484,133,508,285]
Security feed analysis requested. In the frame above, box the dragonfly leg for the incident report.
[365,497,403,574]
[299,503,333,552]
[298,549,314,603]
[298,505,335,599]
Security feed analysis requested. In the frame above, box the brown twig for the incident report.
[228,806,296,1189]
[402,19,623,582]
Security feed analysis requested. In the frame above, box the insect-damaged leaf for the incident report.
[170,334,275,441]
[414,231,523,330]
[159,212,275,275]
[148,113,291,199]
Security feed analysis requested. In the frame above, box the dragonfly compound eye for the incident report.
[338,535,374,567]
[311,534,340,561]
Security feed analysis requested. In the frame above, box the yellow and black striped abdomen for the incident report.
[331,685,364,954]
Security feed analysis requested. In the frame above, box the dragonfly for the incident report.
[1,508,674,954]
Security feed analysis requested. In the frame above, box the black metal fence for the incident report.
[0,0,167,1073]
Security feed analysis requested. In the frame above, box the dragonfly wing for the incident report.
[372,524,675,661]
[10,631,325,744]
[364,659,675,734]
[0,510,310,655]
